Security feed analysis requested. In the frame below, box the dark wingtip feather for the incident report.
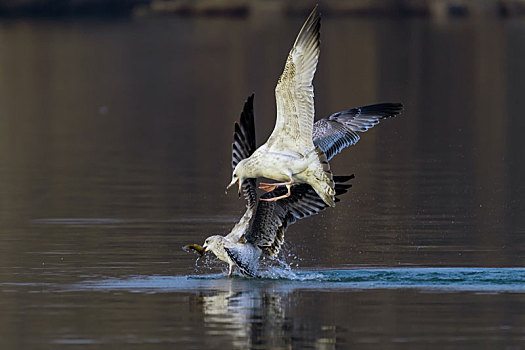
[336,184,353,190]
[329,103,402,121]
[334,184,352,196]
[231,94,258,208]
[293,5,321,49]
[356,103,403,118]
[333,174,355,183]
[232,93,256,169]
[333,174,354,196]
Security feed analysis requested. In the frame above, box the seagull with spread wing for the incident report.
[226,6,402,207]
[226,6,336,206]
[184,95,353,277]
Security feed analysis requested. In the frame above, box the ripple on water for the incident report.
[67,267,525,294]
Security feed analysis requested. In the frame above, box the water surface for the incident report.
[0,14,524,349]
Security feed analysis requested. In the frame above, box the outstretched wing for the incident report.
[265,6,320,154]
[244,175,354,257]
[313,103,403,161]
[226,94,258,242]
[231,93,257,209]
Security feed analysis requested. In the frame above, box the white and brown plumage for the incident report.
[186,95,353,277]
[226,6,338,206]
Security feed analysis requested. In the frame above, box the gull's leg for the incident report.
[260,183,292,202]
[228,264,233,277]
[258,179,294,192]
[258,183,278,192]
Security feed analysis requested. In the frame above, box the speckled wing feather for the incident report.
[313,103,403,161]
[265,6,320,154]
[226,94,258,242]
[245,175,354,257]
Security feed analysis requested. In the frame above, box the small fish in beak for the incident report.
[183,244,206,257]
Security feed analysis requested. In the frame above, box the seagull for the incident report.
[184,94,353,276]
[185,91,402,276]
[226,6,338,206]
[227,6,402,207]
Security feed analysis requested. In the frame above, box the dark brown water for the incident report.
[0,15,524,349]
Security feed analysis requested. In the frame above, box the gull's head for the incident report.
[202,235,224,255]
[226,161,247,196]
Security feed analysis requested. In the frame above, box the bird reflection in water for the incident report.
[190,280,337,349]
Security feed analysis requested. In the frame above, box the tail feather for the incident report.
[333,174,354,203]
[306,147,335,207]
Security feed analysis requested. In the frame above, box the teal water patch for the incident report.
[69,268,525,294]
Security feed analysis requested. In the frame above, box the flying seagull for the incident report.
[185,94,353,277]
[227,6,402,207]
[226,6,338,206]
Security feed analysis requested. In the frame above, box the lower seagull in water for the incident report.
[188,178,353,277]
[184,92,401,276]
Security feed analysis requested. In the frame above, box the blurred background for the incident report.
[1,0,525,18]
[0,0,524,349]
[1,0,523,268]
